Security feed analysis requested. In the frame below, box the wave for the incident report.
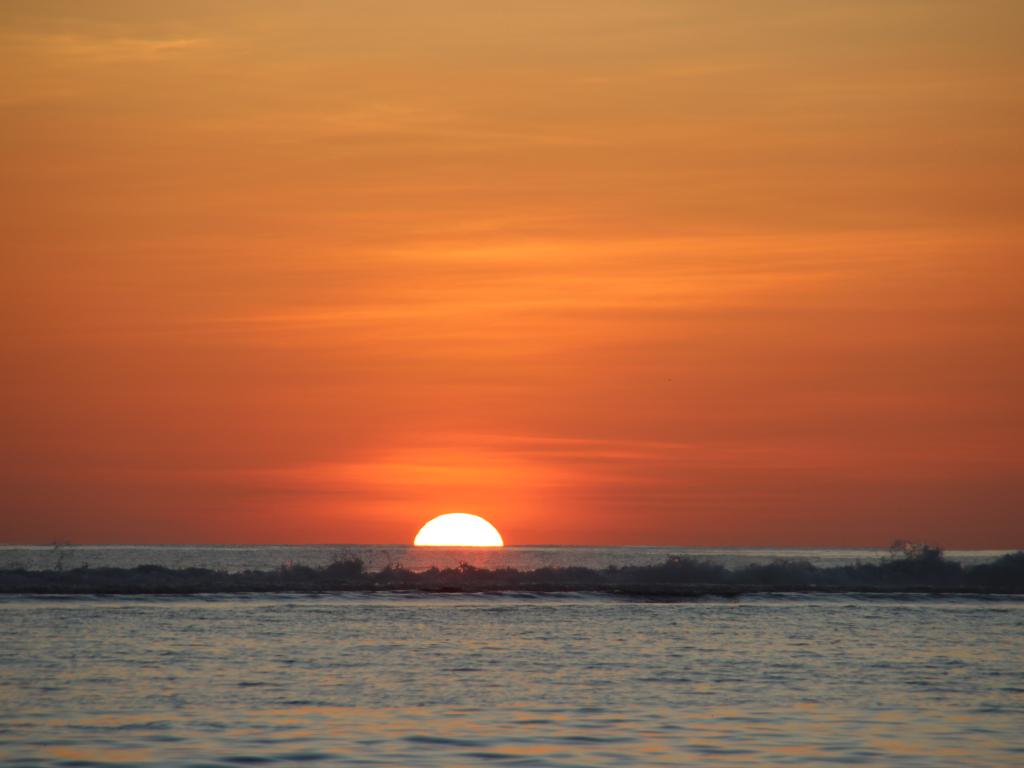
[2,547,1022,595]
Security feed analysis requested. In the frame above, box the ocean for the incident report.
[1,546,1021,766]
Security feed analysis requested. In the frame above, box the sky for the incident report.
[2,1,1023,547]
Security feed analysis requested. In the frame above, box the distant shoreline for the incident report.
[3,551,1021,595]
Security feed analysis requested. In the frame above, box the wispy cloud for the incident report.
[231,429,834,501]
[3,31,211,62]
[190,231,929,352]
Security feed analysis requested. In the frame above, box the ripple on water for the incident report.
[0,593,1022,766]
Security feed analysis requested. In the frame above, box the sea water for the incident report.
[1,548,1022,766]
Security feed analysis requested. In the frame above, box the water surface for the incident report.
[1,591,1021,766]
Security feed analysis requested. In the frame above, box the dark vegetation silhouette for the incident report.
[1,544,1022,596]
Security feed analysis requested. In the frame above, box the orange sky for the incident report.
[2,1,1023,547]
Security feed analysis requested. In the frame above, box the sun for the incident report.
[413,513,504,547]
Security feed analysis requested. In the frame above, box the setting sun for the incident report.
[413,514,504,547]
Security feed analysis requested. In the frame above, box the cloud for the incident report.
[2,30,211,62]
[230,429,833,503]
[188,230,936,354]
